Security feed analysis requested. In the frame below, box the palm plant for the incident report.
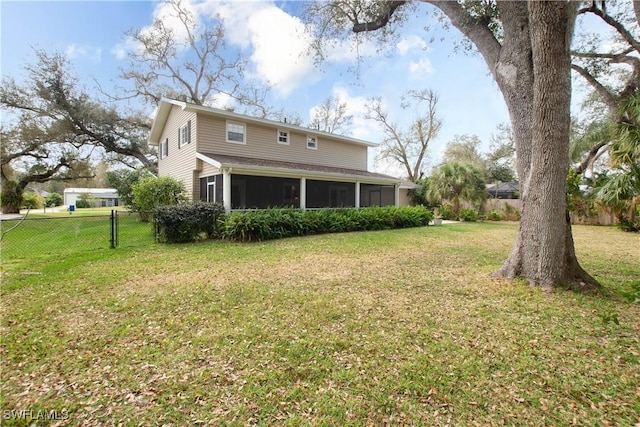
[595,95,640,231]
[427,161,486,218]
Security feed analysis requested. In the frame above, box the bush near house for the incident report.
[221,206,433,242]
[132,176,187,222]
[154,202,226,243]
[153,205,433,244]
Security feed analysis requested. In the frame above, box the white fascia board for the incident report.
[195,152,223,169]
[148,98,187,146]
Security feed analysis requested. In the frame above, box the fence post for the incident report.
[116,210,119,248]
[110,210,116,249]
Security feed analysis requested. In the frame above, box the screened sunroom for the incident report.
[196,153,400,212]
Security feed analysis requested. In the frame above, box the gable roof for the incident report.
[196,152,400,184]
[486,182,519,193]
[63,188,119,198]
[149,98,378,148]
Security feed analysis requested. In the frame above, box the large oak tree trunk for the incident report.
[493,1,601,292]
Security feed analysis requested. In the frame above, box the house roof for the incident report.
[399,181,420,189]
[63,188,119,198]
[486,182,519,192]
[149,98,378,148]
[197,152,400,185]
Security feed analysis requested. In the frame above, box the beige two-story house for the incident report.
[148,98,401,213]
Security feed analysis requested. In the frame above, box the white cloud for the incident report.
[324,37,379,63]
[193,1,317,96]
[397,35,428,56]
[111,0,199,60]
[111,0,405,100]
[65,44,102,63]
[198,1,271,49]
[198,0,381,97]
[111,37,139,60]
[244,7,317,97]
[207,92,235,110]
[408,58,434,77]
[147,0,198,48]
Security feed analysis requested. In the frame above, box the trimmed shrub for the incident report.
[486,210,503,221]
[438,203,455,220]
[459,208,479,222]
[222,206,433,242]
[155,202,225,243]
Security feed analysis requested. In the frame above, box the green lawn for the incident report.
[1,222,638,425]
[1,210,155,275]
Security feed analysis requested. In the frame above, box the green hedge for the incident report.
[154,202,225,243]
[221,206,433,242]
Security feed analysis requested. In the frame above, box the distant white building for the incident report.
[63,188,119,207]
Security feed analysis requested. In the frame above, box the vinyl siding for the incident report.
[198,162,220,178]
[196,116,368,171]
[157,105,198,200]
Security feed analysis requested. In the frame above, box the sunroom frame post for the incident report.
[223,168,232,213]
[300,177,306,210]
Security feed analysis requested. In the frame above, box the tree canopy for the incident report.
[367,89,442,182]
[0,52,156,213]
[442,129,517,183]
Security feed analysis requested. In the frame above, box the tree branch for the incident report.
[579,3,640,53]
[571,47,635,60]
[352,1,408,32]
[574,141,609,175]
[427,0,502,73]
[571,63,619,116]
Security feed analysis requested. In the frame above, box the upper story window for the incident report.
[226,121,246,144]
[306,135,318,150]
[160,138,168,159]
[277,130,289,145]
[178,120,191,148]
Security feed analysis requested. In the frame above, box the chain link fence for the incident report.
[1,210,156,271]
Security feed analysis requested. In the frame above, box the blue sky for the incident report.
[2,0,518,176]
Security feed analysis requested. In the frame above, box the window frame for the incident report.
[160,138,168,159]
[306,135,318,150]
[277,130,289,145]
[179,120,191,148]
[226,120,246,144]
